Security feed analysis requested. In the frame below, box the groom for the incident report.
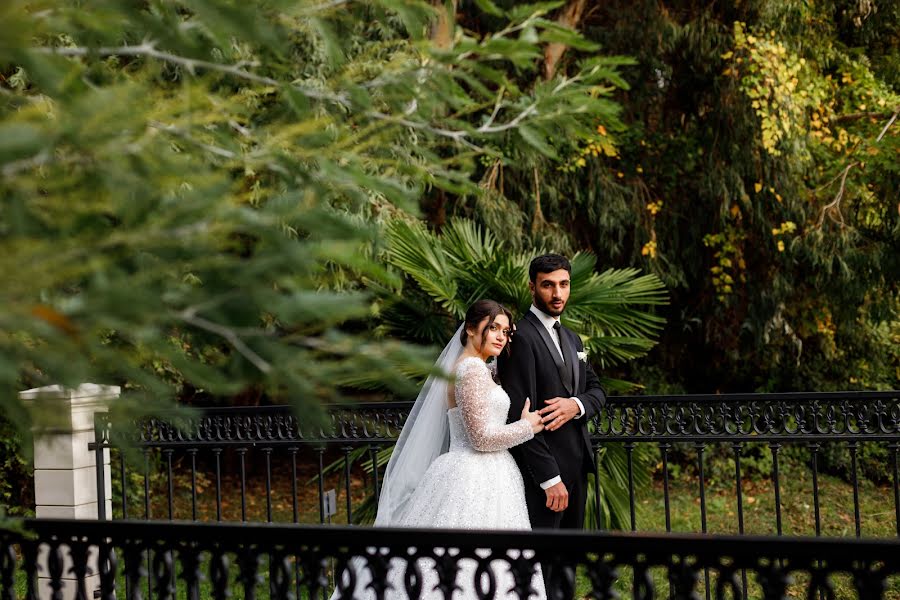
[498,255,606,589]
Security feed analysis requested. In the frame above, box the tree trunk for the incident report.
[543,0,588,80]
[430,0,458,49]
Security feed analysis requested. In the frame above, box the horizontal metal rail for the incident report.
[2,518,899,600]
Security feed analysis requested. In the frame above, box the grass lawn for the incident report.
[572,457,900,599]
[634,456,897,538]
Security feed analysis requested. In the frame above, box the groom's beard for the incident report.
[534,294,566,317]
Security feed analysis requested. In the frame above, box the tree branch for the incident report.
[149,121,238,159]
[832,108,898,124]
[179,311,272,374]
[815,107,899,228]
[816,161,859,228]
[874,108,898,142]
[33,43,350,105]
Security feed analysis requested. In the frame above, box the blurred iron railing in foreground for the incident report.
[3,518,900,600]
[91,391,900,536]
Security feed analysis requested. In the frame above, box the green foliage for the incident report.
[0,0,624,439]
[0,417,32,517]
[381,218,668,374]
[444,0,899,393]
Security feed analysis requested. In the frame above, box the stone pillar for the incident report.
[21,383,119,600]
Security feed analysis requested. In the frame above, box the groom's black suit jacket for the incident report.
[498,310,606,527]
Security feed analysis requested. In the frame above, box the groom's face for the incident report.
[530,269,571,317]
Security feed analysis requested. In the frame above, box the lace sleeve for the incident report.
[455,359,534,452]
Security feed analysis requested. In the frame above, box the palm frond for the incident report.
[386,220,466,316]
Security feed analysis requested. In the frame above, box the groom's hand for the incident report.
[539,397,579,431]
[545,481,569,512]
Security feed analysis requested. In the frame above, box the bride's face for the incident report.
[470,314,511,359]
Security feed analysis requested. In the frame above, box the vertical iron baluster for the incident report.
[213,448,223,522]
[151,546,175,600]
[594,446,603,530]
[290,448,299,524]
[264,448,273,522]
[124,541,147,600]
[165,450,174,520]
[696,443,710,600]
[209,550,230,600]
[626,442,636,531]
[189,449,198,521]
[98,543,118,600]
[120,450,128,519]
[95,416,108,520]
[180,545,201,600]
[892,443,900,538]
[237,547,261,600]
[660,442,673,600]
[316,447,326,524]
[238,448,248,522]
[696,443,708,534]
[810,442,829,600]
[733,443,745,535]
[369,445,381,499]
[23,541,38,600]
[0,542,15,600]
[70,541,90,600]
[849,441,861,537]
[732,442,747,600]
[810,443,822,537]
[771,443,783,536]
[343,446,353,524]
[143,449,151,520]
[660,443,671,533]
[47,543,64,600]
[269,553,293,600]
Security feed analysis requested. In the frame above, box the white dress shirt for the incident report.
[528,305,585,490]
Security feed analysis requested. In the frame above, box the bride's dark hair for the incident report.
[460,300,513,349]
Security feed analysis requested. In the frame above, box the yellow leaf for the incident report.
[754,182,763,193]
[721,51,734,60]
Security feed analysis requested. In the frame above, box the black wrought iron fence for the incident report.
[91,391,900,537]
[2,518,900,600]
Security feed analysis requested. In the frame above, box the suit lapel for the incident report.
[524,311,573,395]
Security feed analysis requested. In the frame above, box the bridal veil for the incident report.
[374,324,464,525]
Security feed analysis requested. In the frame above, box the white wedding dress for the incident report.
[336,356,546,600]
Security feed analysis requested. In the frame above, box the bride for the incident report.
[334,299,546,599]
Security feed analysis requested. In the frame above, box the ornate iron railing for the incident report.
[94,391,900,447]
[90,392,900,537]
[2,518,899,600]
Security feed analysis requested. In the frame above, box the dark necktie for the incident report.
[553,321,574,392]
[553,321,569,364]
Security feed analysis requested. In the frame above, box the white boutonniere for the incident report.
[577,351,588,362]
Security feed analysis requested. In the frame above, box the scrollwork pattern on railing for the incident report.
[93,391,899,447]
[3,520,900,600]
[595,392,900,440]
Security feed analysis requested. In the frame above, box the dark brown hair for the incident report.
[459,299,513,349]
[528,254,571,283]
